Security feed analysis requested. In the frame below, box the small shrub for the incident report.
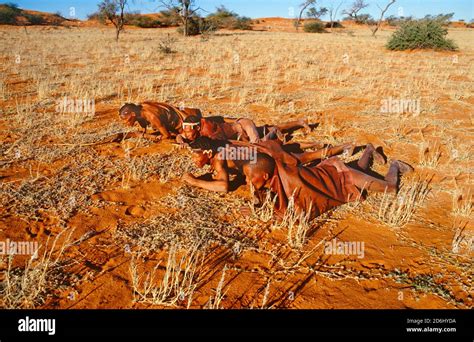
[0,3,21,24]
[177,17,216,36]
[303,20,326,33]
[207,6,252,30]
[325,21,344,28]
[387,19,458,51]
[24,13,45,25]
[159,9,180,27]
[130,16,162,28]
[158,34,177,54]
[232,16,252,30]
[355,13,375,25]
[423,13,454,26]
[386,15,413,26]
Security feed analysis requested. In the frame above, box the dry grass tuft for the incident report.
[249,184,277,223]
[0,229,75,308]
[271,194,314,249]
[130,243,203,307]
[205,265,228,309]
[419,141,442,168]
[377,176,432,227]
[451,218,473,255]
[452,188,472,218]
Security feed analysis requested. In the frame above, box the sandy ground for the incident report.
[0,20,472,309]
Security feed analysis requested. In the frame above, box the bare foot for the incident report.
[342,142,356,157]
[392,160,414,174]
[373,147,387,165]
[299,119,311,134]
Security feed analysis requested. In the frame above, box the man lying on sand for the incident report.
[236,139,413,220]
[182,136,355,194]
[178,115,311,145]
[183,137,413,220]
[118,102,202,140]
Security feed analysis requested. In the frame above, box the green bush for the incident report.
[325,21,344,28]
[207,6,252,30]
[24,13,45,25]
[387,19,458,51]
[303,21,326,33]
[134,17,162,28]
[386,15,413,26]
[177,17,216,36]
[0,3,21,24]
[423,13,454,26]
[355,14,375,25]
[125,14,162,28]
[232,16,252,30]
[86,11,106,24]
[159,9,180,27]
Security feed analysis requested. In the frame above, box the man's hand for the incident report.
[182,172,196,185]
[176,134,190,149]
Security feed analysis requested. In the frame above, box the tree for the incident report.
[159,0,202,36]
[306,7,328,19]
[328,0,345,30]
[343,0,368,22]
[295,0,315,31]
[97,0,128,41]
[370,0,396,36]
[423,13,454,26]
[295,0,328,31]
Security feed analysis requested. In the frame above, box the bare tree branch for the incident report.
[296,0,316,32]
[342,0,368,21]
[371,0,396,36]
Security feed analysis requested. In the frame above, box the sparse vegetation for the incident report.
[0,16,471,309]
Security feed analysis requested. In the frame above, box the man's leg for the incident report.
[348,160,413,193]
[357,143,385,170]
[274,119,311,133]
[294,143,354,164]
[238,118,261,143]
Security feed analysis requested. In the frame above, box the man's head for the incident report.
[242,153,275,190]
[119,103,141,127]
[188,136,225,168]
[182,115,202,141]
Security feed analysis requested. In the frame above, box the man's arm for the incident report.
[238,118,261,143]
[182,159,229,193]
[292,143,354,164]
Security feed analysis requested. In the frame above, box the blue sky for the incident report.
[5,0,474,21]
